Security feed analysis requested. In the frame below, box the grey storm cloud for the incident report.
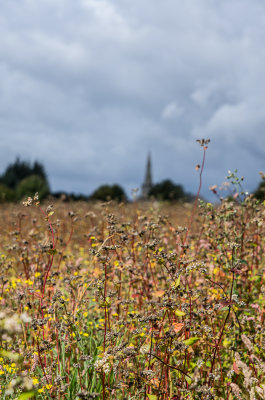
[0,0,264,199]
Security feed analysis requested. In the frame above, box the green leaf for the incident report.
[185,376,192,385]
[239,259,248,264]
[69,368,78,396]
[249,276,261,282]
[147,395,157,400]
[184,337,200,346]
[48,248,57,255]
[18,392,35,400]
[175,275,181,287]
[174,309,186,317]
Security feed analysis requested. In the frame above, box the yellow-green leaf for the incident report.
[147,395,157,400]
[174,310,186,317]
[184,337,200,346]
[185,376,192,385]
[175,275,181,287]
[18,392,35,400]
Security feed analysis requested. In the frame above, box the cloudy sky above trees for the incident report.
[0,0,264,200]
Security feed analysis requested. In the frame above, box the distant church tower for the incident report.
[141,153,153,199]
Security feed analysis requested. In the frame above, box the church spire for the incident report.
[141,153,153,199]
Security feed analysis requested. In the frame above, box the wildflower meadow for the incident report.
[0,165,264,399]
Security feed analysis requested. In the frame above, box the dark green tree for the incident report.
[16,175,50,201]
[90,184,127,202]
[32,161,47,181]
[149,179,186,201]
[0,158,48,189]
[254,180,265,201]
[0,158,50,201]
[0,184,15,203]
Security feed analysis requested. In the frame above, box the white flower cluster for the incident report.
[94,353,111,374]
[0,312,32,342]
[22,193,39,207]
[140,344,150,355]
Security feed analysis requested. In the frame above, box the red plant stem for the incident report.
[209,266,235,384]
[102,262,108,400]
[183,145,208,247]
[178,145,208,380]
[110,237,124,319]
[55,305,60,373]
[36,339,50,387]
[103,263,108,351]
[36,205,55,367]
[41,255,54,299]
[102,372,105,400]
[36,206,55,300]
[152,354,191,378]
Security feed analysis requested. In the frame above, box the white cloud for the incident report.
[161,101,183,120]
[191,81,221,106]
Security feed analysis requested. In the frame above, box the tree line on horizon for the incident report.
[0,158,264,203]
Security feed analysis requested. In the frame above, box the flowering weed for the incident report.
[0,186,264,399]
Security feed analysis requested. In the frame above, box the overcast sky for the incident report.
[0,0,264,200]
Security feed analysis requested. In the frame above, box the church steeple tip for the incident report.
[141,153,153,199]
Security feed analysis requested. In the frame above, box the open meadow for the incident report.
[0,197,264,400]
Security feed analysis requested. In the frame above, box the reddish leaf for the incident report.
[153,290,164,297]
[173,323,184,333]
[233,361,240,375]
